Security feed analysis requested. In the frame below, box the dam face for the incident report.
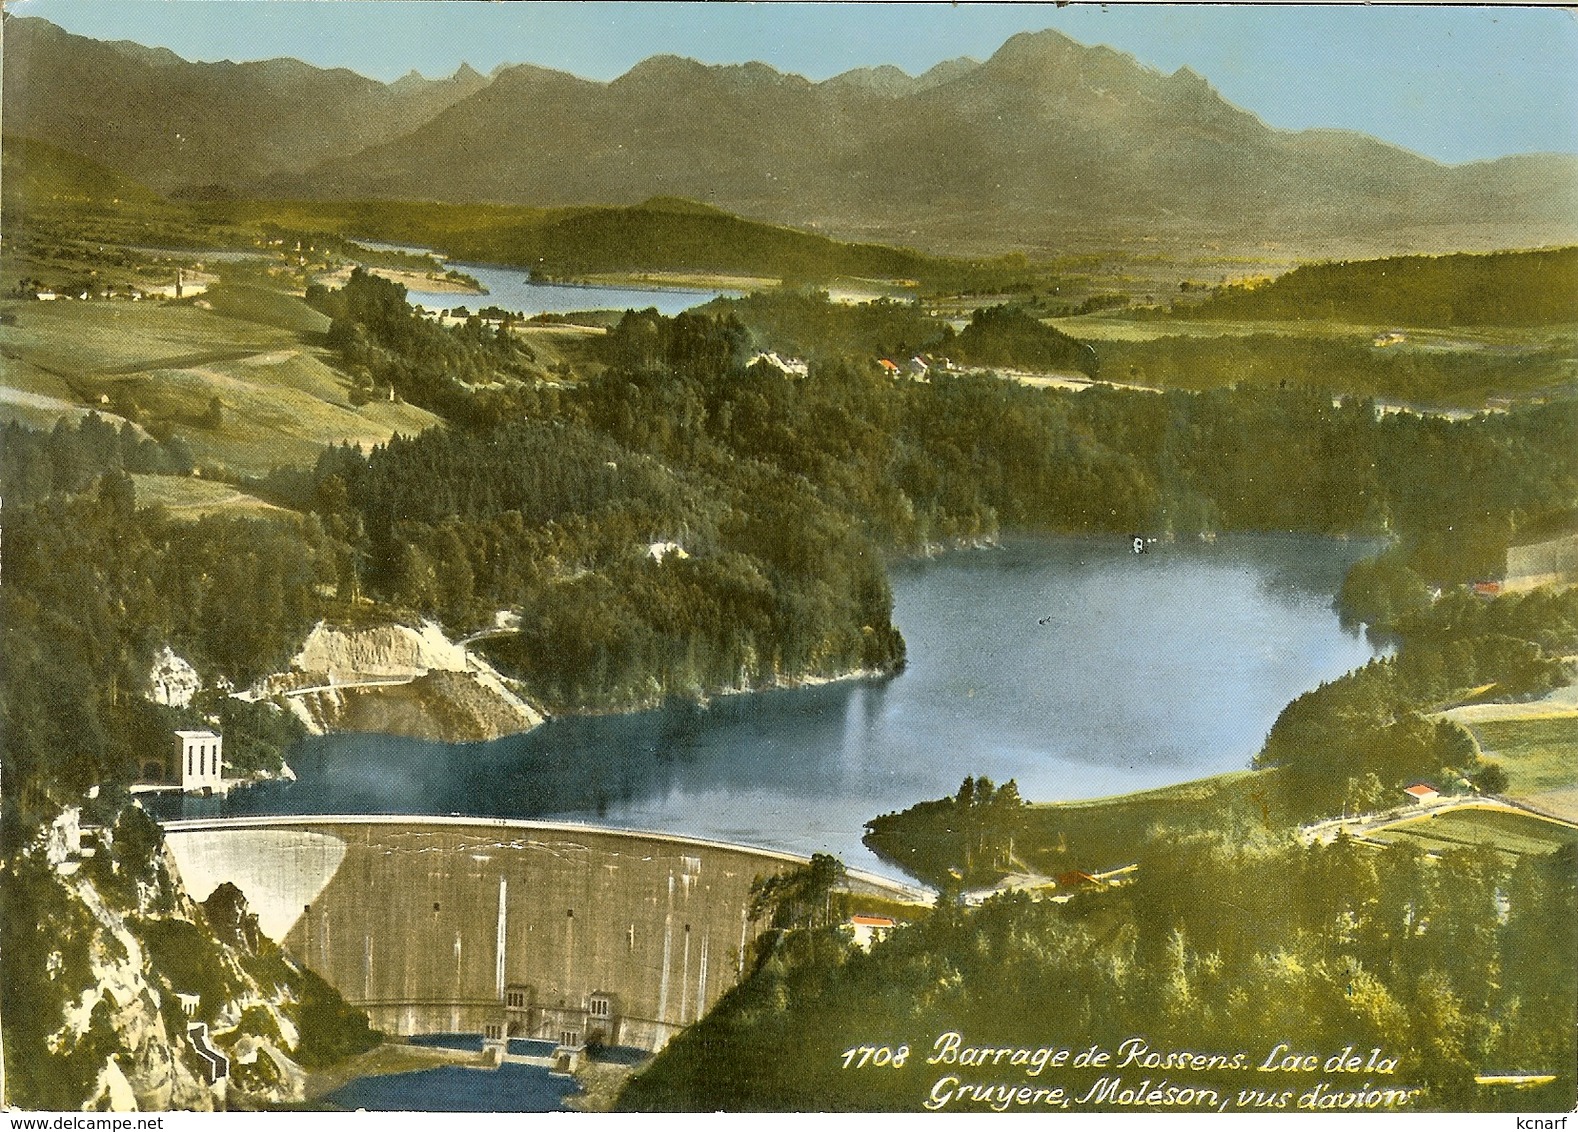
[163,817,810,1051]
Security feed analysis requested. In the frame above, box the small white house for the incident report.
[176,729,224,794]
[846,913,896,951]
[1403,783,1440,805]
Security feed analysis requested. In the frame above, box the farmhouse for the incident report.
[1403,783,1440,805]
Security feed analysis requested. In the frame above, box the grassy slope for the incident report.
[1049,248,1578,408]
[1054,315,1575,410]
[128,473,294,520]
[1468,716,1578,795]
[0,298,439,475]
[1061,314,1577,350]
[201,282,332,335]
[1015,770,1269,875]
[1465,715,1578,822]
[0,135,161,206]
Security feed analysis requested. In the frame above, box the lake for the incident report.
[348,242,737,318]
[191,534,1383,878]
[407,265,737,318]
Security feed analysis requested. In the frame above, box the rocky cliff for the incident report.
[252,619,545,742]
[0,807,360,1111]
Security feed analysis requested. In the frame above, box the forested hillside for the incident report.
[212,196,1047,293]
[618,836,1575,1111]
[1187,248,1578,327]
[428,197,999,287]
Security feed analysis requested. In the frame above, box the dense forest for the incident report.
[697,288,946,362]
[618,835,1575,1112]
[305,267,542,427]
[1185,247,1578,327]
[311,419,904,712]
[704,288,1097,375]
[0,465,327,827]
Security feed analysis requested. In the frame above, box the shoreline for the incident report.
[316,264,486,296]
[570,269,771,293]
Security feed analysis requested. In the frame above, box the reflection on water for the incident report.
[169,534,1384,876]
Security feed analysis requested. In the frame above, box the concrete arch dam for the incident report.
[162,816,924,1051]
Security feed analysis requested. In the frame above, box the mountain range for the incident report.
[1,16,488,193]
[4,14,1575,256]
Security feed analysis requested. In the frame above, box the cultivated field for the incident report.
[1364,805,1578,859]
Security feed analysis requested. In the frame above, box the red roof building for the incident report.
[846,913,896,950]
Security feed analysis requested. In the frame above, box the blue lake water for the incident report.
[353,246,737,318]
[187,534,1383,877]
[324,1062,579,1112]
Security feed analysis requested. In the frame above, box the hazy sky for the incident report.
[11,1,1578,164]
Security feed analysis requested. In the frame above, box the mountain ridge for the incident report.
[1,15,492,193]
[276,23,1578,253]
[4,15,1574,256]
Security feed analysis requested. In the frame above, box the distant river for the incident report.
[179,535,1383,879]
[350,243,738,317]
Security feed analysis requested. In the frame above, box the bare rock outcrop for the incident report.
[257,619,545,742]
[17,811,318,1111]
[147,646,202,708]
